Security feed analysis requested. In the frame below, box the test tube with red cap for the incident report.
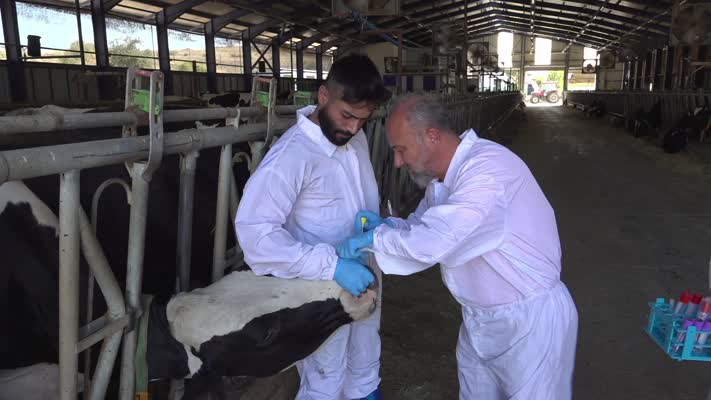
[686,293,704,317]
[697,297,711,321]
[675,292,691,315]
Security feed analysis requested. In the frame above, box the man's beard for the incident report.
[406,166,435,189]
[318,107,355,146]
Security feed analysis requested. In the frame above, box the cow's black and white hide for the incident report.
[0,181,62,367]
[661,105,711,153]
[200,92,252,109]
[1,178,375,399]
[0,142,250,369]
[632,101,662,138]
[585,99,606,118]
[687,104,710,143]
[208,92,241,108]
[146,270,378,399]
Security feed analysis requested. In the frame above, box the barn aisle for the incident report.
[379,106,711,400]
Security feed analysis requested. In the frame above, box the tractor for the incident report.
[526,81,560,104]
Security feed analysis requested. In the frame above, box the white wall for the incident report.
[344,33,609,93]
[509,34,585,69]
[343,42,445,93]
[348,34,594,73]
[471,33,498,57]
[596,63,625,90]
[343,42,400,76]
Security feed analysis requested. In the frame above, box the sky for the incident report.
[0,2,208,53]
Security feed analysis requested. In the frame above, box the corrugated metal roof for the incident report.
[22,0,676,52]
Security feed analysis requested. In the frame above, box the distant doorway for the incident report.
[524,70,563,107]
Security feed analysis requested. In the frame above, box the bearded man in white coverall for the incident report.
[339,95,579,400]
[235,54,388,400]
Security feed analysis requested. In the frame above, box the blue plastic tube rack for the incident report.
[646,298,711,362]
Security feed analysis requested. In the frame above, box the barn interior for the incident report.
[1,0,711,399]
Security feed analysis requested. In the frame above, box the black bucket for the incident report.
[27,35,41,57]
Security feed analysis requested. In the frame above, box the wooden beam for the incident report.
[246,18,279,40]
[0,0,27,101]
[298,32,328,49]
[381,0,669,35]
[103,0,121,11]
[210,8,254,33]
[465,22,612,50]
[159,0,209,25]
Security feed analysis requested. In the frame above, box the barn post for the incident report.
[1,0,28,102]
[119,161,151,400]
[177,151,199,292]
[212,143,232,282]
[59,169,81,400]
[78,207,127,400]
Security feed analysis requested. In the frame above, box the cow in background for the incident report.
[0,114,249,370]
[631,100,662,138]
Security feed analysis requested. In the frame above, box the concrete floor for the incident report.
[238,105,711,399]
[379,105,711,399]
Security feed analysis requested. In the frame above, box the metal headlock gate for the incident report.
[0,66,521,400]
[566,90,711,129]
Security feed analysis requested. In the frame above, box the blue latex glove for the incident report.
[334,258,375,297]
[354,388,382,400]
[336,230,374,261]
[355,210,393,232]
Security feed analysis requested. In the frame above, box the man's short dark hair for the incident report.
[326,53,389,105]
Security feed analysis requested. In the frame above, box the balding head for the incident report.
[388,94,455,143]
[385,94,461,184]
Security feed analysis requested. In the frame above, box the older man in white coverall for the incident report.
[235,54,387,400]
[339,95,579,399]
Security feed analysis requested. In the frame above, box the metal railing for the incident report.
[443,91,522,134]
[0,85,521,399]
[566,90,711,128]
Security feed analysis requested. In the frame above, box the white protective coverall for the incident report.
[371,129,578,400]
[235,106,382,400]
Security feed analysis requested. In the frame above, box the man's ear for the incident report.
[424,128,441,144]
[318,85,329,106]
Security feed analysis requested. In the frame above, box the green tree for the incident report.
[60,41,96,65]
[547,70,564,90]
[510,70,520,90]
[108,38,155,68]
[173,61,206,72]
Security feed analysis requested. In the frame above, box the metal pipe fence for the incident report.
[118,162,150,400]
[58,169,81,400]
[176,151,199,292]
[566,90,711,128]
[0,90,520,399]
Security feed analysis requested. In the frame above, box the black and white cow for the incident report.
[0,177,377,398]
[146,270,377,399]
[0,181,62,367]
[0,112,251,369]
